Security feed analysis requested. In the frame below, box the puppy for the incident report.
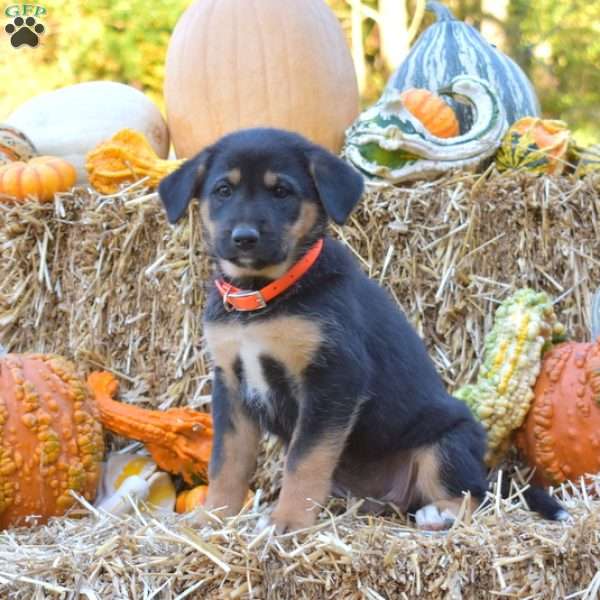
[159,128,565,532]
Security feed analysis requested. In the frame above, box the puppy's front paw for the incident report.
[415,504,456,531]
[271,502,318,534]
[193,509,215,528]
[255,513,274,534]
[192,497,242,527]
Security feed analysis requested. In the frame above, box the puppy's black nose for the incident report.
[231,225,259,250]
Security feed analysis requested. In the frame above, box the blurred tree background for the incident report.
[0,0,598,144]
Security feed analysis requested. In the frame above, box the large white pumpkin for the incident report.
[6,81,169,182]
[164,0,359,158]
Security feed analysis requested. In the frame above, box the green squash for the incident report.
[387,1,540,132]
[343,75,507,184]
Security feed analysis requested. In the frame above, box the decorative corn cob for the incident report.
[455,289,565,464]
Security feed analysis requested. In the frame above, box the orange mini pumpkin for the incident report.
[175,485,254,514]
[0,156,77,202]
[176,485,209,513]
[516,337,600,486]
[0,353,104,528]
[399,89,460,138]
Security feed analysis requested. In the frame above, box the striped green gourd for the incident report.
[387,1,540,132]
[343,75,507,184]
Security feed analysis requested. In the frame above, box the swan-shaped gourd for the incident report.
[343,75,508,184]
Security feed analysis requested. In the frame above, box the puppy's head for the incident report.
[158,128,364,279]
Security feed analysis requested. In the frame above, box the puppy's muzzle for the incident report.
[231,225,260,251]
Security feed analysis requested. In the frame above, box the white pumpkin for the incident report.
[5,81,169,182]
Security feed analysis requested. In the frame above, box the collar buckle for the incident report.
[223,289,267,312]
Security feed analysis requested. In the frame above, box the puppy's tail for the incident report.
[522,485,570,521]
[500,476,569,521]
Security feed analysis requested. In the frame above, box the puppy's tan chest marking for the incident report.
[204,316,323,406]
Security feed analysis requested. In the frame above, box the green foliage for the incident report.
[508,0,600,145]
[330,0,600,144]
[327,0,391,105]
[0,0,191,118]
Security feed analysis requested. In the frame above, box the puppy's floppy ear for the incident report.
[307,147,364,225]
[158,150,211,224]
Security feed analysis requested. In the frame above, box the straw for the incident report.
[1,171,599,597]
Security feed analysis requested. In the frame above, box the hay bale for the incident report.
[0,474,598,598]
[1,173,599,407]
[1,173,600,597]
[1,185,212,408]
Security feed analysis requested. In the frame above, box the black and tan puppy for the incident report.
[159,128,566,532]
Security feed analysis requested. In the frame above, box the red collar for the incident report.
[215,239,324,312]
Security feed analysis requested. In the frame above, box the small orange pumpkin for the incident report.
[516,337,600,487]
[0,156,77,202]
[0,352,104,528]
[399,89,459,138]
[175,485,254,514]
[175,485,209,513]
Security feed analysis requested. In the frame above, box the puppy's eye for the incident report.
[214,183,232,199]
[273,185,290,199]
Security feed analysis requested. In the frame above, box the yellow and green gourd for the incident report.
[495,117,570,176]
[455,289,565,465]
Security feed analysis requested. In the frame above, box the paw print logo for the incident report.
[5,16,45,48]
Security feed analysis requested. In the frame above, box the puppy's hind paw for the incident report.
[554,509,574,525]
[415,504,455,531]
[255,514,275,534]
[270,503,319,535]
